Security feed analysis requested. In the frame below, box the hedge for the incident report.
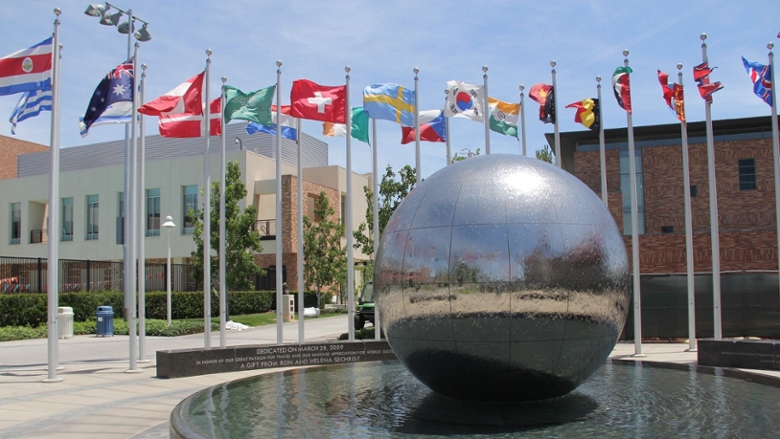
[0,290,332,328]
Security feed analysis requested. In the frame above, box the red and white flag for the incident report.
[139,71,204,116]
[159,98,221,138]
[290,79,346,123]
[0,37,53,96]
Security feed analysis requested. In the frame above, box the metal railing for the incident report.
[252,219,276,240]
[30,229,48,244]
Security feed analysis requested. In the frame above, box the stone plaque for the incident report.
[698,339,779,371]
[157,340,397,379]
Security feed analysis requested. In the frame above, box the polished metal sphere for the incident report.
[375,154,630,402]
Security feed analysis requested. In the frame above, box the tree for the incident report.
[189,161,264,292]
[303,192,346,308]
[536,144,555,164]
[451,147,481,163]
[352,164,417,292]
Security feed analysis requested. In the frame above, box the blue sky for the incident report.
[1,0,779,179]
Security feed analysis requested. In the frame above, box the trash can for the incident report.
[282,294,295,322]
[57,306,74,339]
[96,305,114,337]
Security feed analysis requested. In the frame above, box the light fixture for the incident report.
[134,24,152,42]
[100,10,122,26]
[117,20,134,34]
[235,137,243,150]
[84,3,106,16]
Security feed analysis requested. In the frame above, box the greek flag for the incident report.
[9,88,51,134]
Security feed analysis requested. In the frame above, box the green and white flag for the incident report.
[223,85,276,125]
[488,97,519,138]
[322,106,370,144]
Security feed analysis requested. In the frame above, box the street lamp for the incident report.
[162,216,176,325]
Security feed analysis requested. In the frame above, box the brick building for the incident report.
[548,115,780,338]
[0,135,48,180]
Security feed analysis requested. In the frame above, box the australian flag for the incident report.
[79,60,134,137]
[742,57,772,107]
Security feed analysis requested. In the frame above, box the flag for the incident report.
[78,105,132,136]
[529,84,555,124]
[363,83,415,126]
[612,66,633,112]
[658,70,686,123]
[9,88,51,134]
[78,60,134,137]
[159,98,221,138]
[742,57,772,106]
[401,110,446,144]
[322,106,369,143]
[444,81,486,122]
[0,38,52,96]
[565,98,600,132]
[290,79,346,123]
[224,85,275,126]
[246,105,298,140]
[138,72,204,116]
[487,97,519,137]
[693,61,723,101]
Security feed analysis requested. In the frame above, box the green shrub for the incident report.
[338,326,384,340]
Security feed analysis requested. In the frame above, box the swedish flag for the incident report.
[362,83,416,127]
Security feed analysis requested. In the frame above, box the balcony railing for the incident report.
[30,229,48,244]
[252,219,276,240]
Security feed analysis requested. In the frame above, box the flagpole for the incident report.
[596,76,607,207]
[520,85,527,156]
[700,33,722,339]
[372,118,381,340]
[126,42,141,371]
[138,61,148,363]
[275,60,283,345]
[122,10,134,338]
[414,68,421,182]
[768,42,780,316]
[624,50,644,357]
[203,49,212,349]
[677,63,697,352]
[219,77,227,348]
[444,90,451,165]
[44,8,62,383]
[297,117,305,343]
[483,66,490,154]
[345,66,356,342]
[551,61,561,168]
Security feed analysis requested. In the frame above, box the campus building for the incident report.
[0,123,372,294]
[548,115,780,338]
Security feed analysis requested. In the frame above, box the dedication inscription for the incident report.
[157,340,396,378]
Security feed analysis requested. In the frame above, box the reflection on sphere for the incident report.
[375,154,630,402]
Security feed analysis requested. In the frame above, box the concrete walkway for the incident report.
[1,321,778,439]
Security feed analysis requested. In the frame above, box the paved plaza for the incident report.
[1,317,778,439]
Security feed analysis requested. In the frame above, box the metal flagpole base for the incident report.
[124,368,143,374]
[631,353,647,358]
[42,377,63,383]
[46,365,65,371]
[137,359,151,363]
[685,348,698,352]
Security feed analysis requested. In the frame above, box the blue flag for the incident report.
[363,83,416,126]
[9,87,51,134]
[742,56,772,106]
[78,60,134,137]
[245,122,297,140]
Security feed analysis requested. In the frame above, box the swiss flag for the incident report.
[290,79,346,123]
[159,98,221,138]
[139,71,204,116]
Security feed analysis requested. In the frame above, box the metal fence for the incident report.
[0,256,193,293]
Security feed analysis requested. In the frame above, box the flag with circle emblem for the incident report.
[444,80,485,122]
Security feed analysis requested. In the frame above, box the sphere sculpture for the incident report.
[375,154,630,402]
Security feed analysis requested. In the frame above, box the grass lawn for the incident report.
[214,312,339,327]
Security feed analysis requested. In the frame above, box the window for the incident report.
[182,185,197,235]
[10,203,20,245]
[690,185,697,197]
[117,192,124,245]
[619,150,645,235]
[147,188,161,236]
[86,195,99,240]
[739,158,756,190]
[62,197,73,242]
[341,194,347,237]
